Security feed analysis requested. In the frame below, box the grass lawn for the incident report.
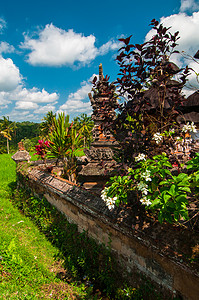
[0,154,89,299]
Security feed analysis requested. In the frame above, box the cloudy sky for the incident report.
[0,0,199,122]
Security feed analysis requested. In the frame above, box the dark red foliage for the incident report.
[109,19,191,165]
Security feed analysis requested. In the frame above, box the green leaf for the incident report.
[159,180,169,185]
[163,193,171,203]
[180,209,189,220]
[150,198,160,208]
[195,172,199,181]
[178,186,191,193]
[168,184,176,196]
[175,173,189,182]
[163,162,173,168]
[164,169,172,176]
[174,211,179,222]
[176,195,187,202]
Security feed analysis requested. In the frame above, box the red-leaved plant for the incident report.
[34,140,50,161]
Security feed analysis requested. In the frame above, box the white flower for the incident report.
[182,123,189,133]
[107,200,115,210]
[135,153,146,162]
[190,122,197,133]
[142,188,148,195]
[137,182,149,195]
[182,122,197,133]
[145,198,152,206]
[153,132,163,144]
[101,188,117,210]
[141,170,152,182]
[140,196,152,206]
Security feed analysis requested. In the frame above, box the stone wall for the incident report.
[17,163,199,300]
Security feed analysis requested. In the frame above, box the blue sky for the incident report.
[0,0,199,122]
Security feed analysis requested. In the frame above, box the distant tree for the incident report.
[15,121,40,145]
[73,114,94,147]
[0,116,16,154]
[40,111,56,137]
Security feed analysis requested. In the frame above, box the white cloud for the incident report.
[0,56,21,91]
[0,51,59,120]
[8,110,39,122]
[15,101,39,110]
[0,85,59,116]
[0,18,6,34]
[58,75,96,114]
[34,102,57,114]
[180,0,199,12]
[9,86,59,103]
[0,42,15,54]
[145,12,199,93]
[21,24,121,67]
[145,12,199,55]
[0,86,59,113]
[0,94,10,108]
[98,40,122,55]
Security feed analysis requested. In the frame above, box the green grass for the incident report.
[0,154,89,299]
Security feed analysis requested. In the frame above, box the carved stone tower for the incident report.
[79,64,118,190]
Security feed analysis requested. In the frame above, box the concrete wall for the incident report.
[17,165,199,300]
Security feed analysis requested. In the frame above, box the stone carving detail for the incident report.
[84,148,113,160]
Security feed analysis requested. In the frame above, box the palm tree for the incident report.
[73,114,94,147]
[40,111,56,138]
[0,116,16,154]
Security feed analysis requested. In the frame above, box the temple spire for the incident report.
[99,63,104,81]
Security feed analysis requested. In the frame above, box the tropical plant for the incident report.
[48,113,84,183]
[48,113,70,161]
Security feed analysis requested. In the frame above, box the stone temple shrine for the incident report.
[79,64,118,190]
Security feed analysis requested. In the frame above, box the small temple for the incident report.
[79,64,118,190]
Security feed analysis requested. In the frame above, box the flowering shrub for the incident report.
[34,140,50,160]
[101,151,199,223]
